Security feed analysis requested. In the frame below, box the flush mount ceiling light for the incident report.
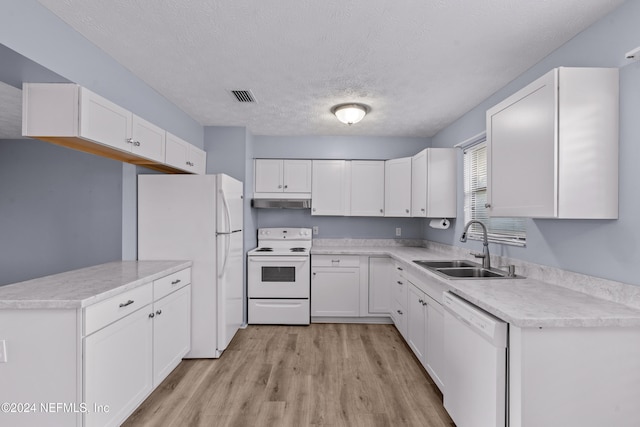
[331,103,370,125]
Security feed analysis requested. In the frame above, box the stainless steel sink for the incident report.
[414,260,479,269]
[436,267,505,278]
[412,260,524,280]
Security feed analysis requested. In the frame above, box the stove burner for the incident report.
[290,247,307,252]
[255,247,273,252]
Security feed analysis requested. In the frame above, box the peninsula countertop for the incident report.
[311,245,640,328]
[0,260,192,309]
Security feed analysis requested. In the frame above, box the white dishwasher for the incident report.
[442,292,508,427]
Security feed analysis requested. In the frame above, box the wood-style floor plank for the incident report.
[123,324,455,427]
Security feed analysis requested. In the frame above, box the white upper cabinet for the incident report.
[79,87,132,153]
[312,160,350,215]
[350,160,385,216]
[255,159,312,194]
[166,132,207,175]
[384,157,412,217]
[22,83,202,174]
[411,148,457,218]
[487,67,619,219]
[131,115,166,163]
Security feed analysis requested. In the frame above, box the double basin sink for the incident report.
[413,260,524,280]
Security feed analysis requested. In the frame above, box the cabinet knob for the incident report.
[422,301,427,306]
[156,310,162,316]
[421,208,425,212]
[148,312,155,318]
[278,185,283,189]
[126,138,134,144]
[312,208,316,212]
[485,203,491,208]
[397,310,403,315]
[418,299,424,304]
[380,209,383,213]
[405,209,409,213]
[284,185,288,189]
[133,140,141,147]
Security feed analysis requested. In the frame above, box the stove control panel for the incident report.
[257,228,312,240]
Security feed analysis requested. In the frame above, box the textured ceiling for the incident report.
[0,82,23,139]
[36,0,624,137]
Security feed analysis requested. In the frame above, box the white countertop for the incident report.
[311,245,640,328]
[0,260,192,309]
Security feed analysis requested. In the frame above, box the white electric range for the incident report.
[247,228,311,325]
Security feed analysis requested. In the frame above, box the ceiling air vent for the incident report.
[230,90,256,103]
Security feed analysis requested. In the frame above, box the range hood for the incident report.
[251,198,311,209]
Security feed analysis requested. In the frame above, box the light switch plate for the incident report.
[0,340,6,363]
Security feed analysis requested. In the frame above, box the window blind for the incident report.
[463,141,526,246]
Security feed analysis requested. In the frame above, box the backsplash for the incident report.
[312,238,423,247]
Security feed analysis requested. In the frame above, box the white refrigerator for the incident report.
[138,174,244,358]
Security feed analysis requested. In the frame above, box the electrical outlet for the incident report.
[312,226,319,235]
[395,227,402,237]
[0,340,7,363]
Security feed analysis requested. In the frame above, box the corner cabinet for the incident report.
[22,83,204,174]
[411,148,457,218]
[486,67,619,219]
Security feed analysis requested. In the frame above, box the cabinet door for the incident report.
[153,285,191,386]
[411,150,427,217]
[407,284,427,363]
[79,87,132,153]
[255,159,284,192]
[311,267,360,316]
[426,148,457,218]
[189,145,207,175]
[165,132,190,172]
[84,306,153,427]
[384,157,412,217]
[426,296,445,392]
[283,160,312,192]
[312,160,349,216]
[132,115,166,162]
[368,257,392,314]
[487,69,557,218]
[351,160,385,216]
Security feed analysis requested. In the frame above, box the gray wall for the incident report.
[0,139,122,286]
[253,135,429,239]
[429,0,640,286]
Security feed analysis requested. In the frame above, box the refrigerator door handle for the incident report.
[219,233,231,278]
[219,188,232,234]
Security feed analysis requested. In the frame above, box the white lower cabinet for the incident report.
[391,264,408,338]
[84,306,154,427]
[152,285,191,385]
[311,255,360,317]
[406,276,446,392]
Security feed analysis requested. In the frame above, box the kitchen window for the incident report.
[463,139,526,246]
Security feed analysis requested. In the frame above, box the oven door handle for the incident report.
[248,256,309,263]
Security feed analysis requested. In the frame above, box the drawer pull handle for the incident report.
[422,301,428,306]
[156,310,162,316]
[397,267,403,271]
[397,281,403,285]
[419,299,424,304]
[149,312,155,318]
[331,259,340,263]
[171,279,181,285]
[119,299,134,308]
[397,310,403,315]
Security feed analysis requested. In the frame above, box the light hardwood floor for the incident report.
[123,324,455,427]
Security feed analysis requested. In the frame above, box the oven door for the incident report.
[248,256,310,298]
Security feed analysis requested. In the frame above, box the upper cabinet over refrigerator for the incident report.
[486,67,619,219]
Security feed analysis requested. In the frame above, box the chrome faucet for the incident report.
[460,220,491,269]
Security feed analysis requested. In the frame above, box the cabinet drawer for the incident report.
[393,275,407,307]
[312,255,360,267]
[85,283,153,335]
[154,268,191,301]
